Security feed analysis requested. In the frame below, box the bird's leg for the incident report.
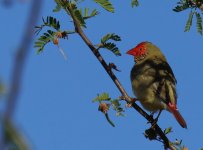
[147,112,156,124]
[151,110,162,128]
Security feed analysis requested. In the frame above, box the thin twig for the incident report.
[66,3,171,149]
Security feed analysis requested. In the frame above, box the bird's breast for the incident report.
[130,63,167,111]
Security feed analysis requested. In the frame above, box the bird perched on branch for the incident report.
[127,41,187,128]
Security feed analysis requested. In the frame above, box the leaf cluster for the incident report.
[93,92,125,126]
[35,16,61,35]
[34,16,71,53]
[174,0,203,34]
[99,33,122,56]
[34,30,56,53]
[35,0,123,56]
[93,0,139,12]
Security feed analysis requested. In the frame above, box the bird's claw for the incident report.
[147,114,154,124]
[151,118,159,128]
[147,110,162,128]
[147,115,158,129]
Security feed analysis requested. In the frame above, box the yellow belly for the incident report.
[131,73,167,112]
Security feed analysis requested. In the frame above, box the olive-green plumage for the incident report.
[127,42,187,128]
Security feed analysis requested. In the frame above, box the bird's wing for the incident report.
[131,58,177,105]
[150,58,177,105]
[153,57,177,84]
[155,78,177,105]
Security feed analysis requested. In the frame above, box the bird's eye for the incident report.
[139,48,142,51]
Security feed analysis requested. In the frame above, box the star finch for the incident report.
[127,42,187,128]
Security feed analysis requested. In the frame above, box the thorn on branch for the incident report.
[109,63,121,72]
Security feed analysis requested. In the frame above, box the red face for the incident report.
[126,42,148,62]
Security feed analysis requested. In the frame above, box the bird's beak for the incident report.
[126,48,135,56]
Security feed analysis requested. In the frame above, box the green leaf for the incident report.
[173,0,191,12]
[53,3,62,12]
[34,30,56,53]
[35,16,61,35]
[94,0,114,12]
[195,12,202,35]
[184,11,195,32]
[53,0,62,12]
[81,8,99,20]
[111,99,125,116]
[103,42,121,56]
[73,9,86,27]
[164,127,172,135]
[92,92,111,102]
[47,16,61,31]
[84,7,89,17]
[131,0,139,7]
[101,33,121,43]
[4,119,29,150]
[100,33,121,56]
[173,4,189,12]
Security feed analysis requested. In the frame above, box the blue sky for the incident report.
[1,0,203,149]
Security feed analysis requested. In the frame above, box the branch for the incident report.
[0,0,42,149]
[5,0,43,119]
[66,4,172,150]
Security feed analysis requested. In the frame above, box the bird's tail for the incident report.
[168,103,187,128]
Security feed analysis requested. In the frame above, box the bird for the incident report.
[126,41,187,128]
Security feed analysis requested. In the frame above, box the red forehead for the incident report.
[136,42,147,48]
[126,42,148,57]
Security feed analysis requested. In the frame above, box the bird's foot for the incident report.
[151,118,159,129]
[125,98,137,108]
[147,113,155,124]
[148,110,162,128]
[147,115,158,129]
